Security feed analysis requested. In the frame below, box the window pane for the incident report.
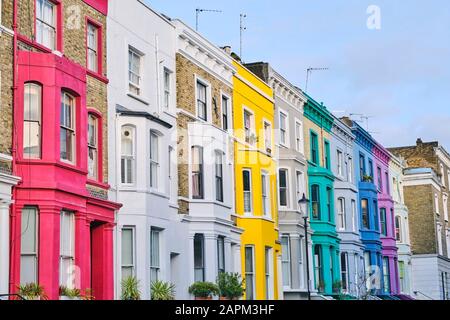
[121,229,133,266]
[151,230,160,267]
[20,256,37,285]
[21,208,37,254]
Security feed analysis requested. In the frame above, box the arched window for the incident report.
[60,91,76,163]
[191,146,204,199]
[121,126,135,185]
[88,114,99,179]
[150,130,160,189]
[24,83,42,159]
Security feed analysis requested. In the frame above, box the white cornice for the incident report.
[174,20,236,87]
[403,171,442,190]
[269,71,306,110]
[436,147,450,169]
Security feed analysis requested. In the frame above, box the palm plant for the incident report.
[17,283,48,300]
[59,286,81,300]
[121,276,141,300]
[151,280,176,300]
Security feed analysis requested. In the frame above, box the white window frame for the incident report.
[294,119,303,153]
[443,195,449,222]
[36,0,56,50]
[278,168,289,208]
[441,164,445,186]
[261,171,271,218]
[60,91,76,164]
[195,76,211,122]
[263,119,272,153]
[163,68,172,110]
[121,125,136,186]
[87,23,99,73]
[121,227,136,280]
[60,210,75,288]
[20,207,39,285]
[215,151,224,203]
[265,247,274,300]
[191,146,204,200]
[23,83,42,159]
[221,92,231,132]
[446,229,450,258]
[279,110,289,147]
[436,193,440,215]
[347,156,353,183]
[281,235,291,288]
[217,236,226,274]
[149,130,160,190]
[437,223,443,256]
[337,149,344,177]
[337,198,346,231]
[128,46,143,96]
[194,234,205,282]
[150,228,161,283]
[243,107,255,145]
[296,171,304,205]
[245,245,256,300]
[243,169,253,214]
[351,200,357,232]
[340,252,349,293]
[87,114,98,180]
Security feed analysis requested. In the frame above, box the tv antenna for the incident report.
[349,113,375,131]
[240,13,247,61]
[305,67,329,93]
[196,8,222,31]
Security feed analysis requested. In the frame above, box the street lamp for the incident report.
[298,193,312,301]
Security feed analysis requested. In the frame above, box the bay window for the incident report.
[337,198,346,230]
[36,0,56,50]
[150,131,160,189]
[261,172,270,217]
[60,211,75,288]
[150,228,160,282]
[279,169,288,207]
[121,126,135,185]
[281,235,291,287]
[243,169,252,213]
[60,92,76,163]
[194,234,205,282]
[245,246,255,300]
[191,146,204,199]
[215,151,224,202]
[121,227,135,279]
[217,236,225,274]
[311,184,320,219]
[23,83,42,159]
[20,207,38,284]
[87,114,98,179]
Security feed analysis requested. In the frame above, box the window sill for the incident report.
[87,70,109,84]
[127,92,150,105]
[87,179,110,189]
[17,34,55,54]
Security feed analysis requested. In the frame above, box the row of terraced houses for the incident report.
[0,0,449,300]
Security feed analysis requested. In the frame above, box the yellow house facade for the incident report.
[232,61,281,300]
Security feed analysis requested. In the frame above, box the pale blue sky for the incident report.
[145,0,450,150]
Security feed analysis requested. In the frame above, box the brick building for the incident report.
[389,139,450,300]
[1,0,120,300]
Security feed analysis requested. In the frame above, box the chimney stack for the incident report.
[221,46,231,55]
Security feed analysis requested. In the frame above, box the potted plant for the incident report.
[332,281,343,294]
[59,286,81,300]
[81,288,95,300]
[121,276,141,300]
[17,283,48,300]
[362,175,373,182]
[217,272,245,300]
[317,280,325,293]
[151,280,176,300]
[188,282,219,300]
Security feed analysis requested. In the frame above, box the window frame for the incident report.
[163,68,172,110]
[281,235,291,288]
[340,252,349,293]
[245,246,256,300]
[310,131,319,165]
[215,151,224,203]
[121,226,136,280]
[337,149,344,177]
[149,130,160,190]
[87,112,102,181]
[150,228,161,283]
[23,82,42,159]
[361,198,370,229]
[194,234,205,282]
[20,207,39,285]
[278,168,289,208]
[311,184,321,220]
[86,18,103,75]
[261,171,271,218]
[324,140,331,170]
[217,236,225,274]
[60,210,75,288]
[243,169,253,214]
[243,107,255,145]
[195,79,209,122]
[263,120,273,153]
[380,208,387,236]
[128,46,143,96]
[279,110,288,147]
[60,91,76,164]
[121,125,136,186]
[35,0,60,51]
[337,197,346,230]
[221,93,231,131]
[191,146,204,200]
[294,119,303,153]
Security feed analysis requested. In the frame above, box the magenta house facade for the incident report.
[373,143,400,294]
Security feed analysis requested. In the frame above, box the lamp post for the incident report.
[299,193,311,301]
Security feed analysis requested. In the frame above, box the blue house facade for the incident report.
[342,118,383,295]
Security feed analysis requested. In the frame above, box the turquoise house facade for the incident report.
[303,95,340,295]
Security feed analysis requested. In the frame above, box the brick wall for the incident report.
[404,184,436,254]
[176,53,232,214]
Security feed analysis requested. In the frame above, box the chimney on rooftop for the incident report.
[221,46,231,55]
[416,138,423,146]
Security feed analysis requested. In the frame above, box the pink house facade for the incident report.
[8,0,120,300]
[373,143,400,295]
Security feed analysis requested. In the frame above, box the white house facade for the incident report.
[173,19,243,294]
[389,154,413,296]
[331,116,365,298]
[108,0,190,299]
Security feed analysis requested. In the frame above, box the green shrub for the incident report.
[188,282,219,298]
[217,272,245,300]
[151,280,176,300]
[121,276,141,300]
